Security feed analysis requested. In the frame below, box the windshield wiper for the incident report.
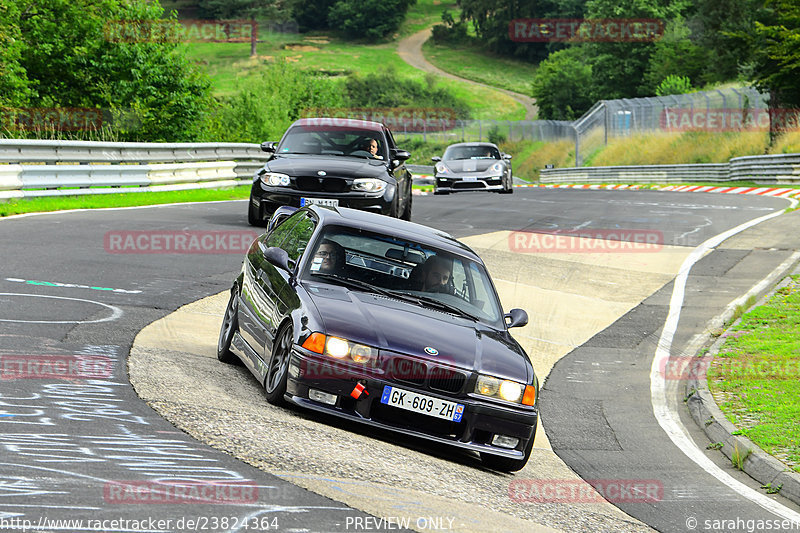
[387,291,479,322]
[309,273,400,298]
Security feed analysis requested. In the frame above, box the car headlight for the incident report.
[435,162,449,174]
[352,178,387,193]
[474,374,536,405]
[301,332,378,364]
[261,172,291,187]
[490,162,504,173]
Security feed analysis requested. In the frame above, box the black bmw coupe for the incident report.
[248,118,413,225]
[219,205,539,471]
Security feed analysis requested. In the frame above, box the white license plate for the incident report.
[461,176,479,181]
[301,197,339,207]
[380,385,464,422]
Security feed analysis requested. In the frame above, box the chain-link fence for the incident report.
[573,86,768,165]
[392,119,575,145]
[392,86,771,167]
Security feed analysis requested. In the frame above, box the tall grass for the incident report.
[769,130,800,154]
[589,131,770,166]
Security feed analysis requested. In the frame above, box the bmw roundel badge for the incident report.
[317,170,327,176]
[424,346,439,356]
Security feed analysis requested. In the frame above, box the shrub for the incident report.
[203,62,345,143]
[655,75,693,97]
[431,9,469,45]
[343,67,469,118]
[487,125,507,145]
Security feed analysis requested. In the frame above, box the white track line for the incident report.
[650,195,800,522]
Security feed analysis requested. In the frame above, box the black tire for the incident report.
[248,198,263,226]
[400,190,412,221]
[480,422,536,472]
[499,175,514,194]
[217,289,240,364]
[264,323,293,405]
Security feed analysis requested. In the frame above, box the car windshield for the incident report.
[277,125,386,160]
[301,226,505,328]
[443,145,500,160]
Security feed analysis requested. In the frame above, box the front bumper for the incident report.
[434,175,505,193]
[285,349,538,460]
[251,181,395,216]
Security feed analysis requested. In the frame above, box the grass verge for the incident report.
[707,275,800,473]
[0,183,436,217]
[0,186,251,217]
[422,40,538,96]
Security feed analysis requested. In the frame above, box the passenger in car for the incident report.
[311,239,346,275]
[411,255,454,294]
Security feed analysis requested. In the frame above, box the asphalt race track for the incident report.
[2,188,800,532]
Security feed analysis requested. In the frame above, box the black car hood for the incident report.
[443,159,498,173]
[265,154,389,180]
[304,283,531,382]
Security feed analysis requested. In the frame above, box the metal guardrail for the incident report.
[0,139,271,164]
[0,140,269,199]
[540,153,800,184]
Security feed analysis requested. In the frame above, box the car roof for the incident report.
[308,206,481,260]
[444,142,500,149]
[291,118,386,133]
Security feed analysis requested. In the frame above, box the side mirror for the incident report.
[260,141,277,153]
[431,156,442,162]
[392,149,411,162]
[504,308,528,328]
[266,206,298,233]
[503,153,512,160]
[261,245,293,273]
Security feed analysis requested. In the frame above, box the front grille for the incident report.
[429,366,466,393]
[385,355,468,394]
[295,176,348,193]
[453,181,485,189]
[389,357,426,386]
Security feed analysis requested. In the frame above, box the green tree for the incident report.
[289,0,338,32]
[582,0,691,99]
[691,0,763,84]
[327,0,417,41]
[196,0,288,56]
[13,0,211,141]
[530,46,593,120]
[0,0,30,107]
[643,17,705,94]
[458,0,584,61]
[746,0,800,138]
[748,0,800,107]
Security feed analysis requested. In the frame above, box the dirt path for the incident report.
[397,28,538,120]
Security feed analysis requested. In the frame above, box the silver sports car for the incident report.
[432,142,513,194]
